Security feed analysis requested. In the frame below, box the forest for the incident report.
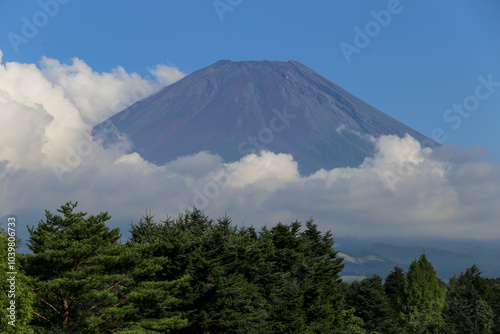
[1,202,499,333]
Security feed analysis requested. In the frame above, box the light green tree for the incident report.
[400,253,446,333]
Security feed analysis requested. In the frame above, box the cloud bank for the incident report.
[1,51,499,240]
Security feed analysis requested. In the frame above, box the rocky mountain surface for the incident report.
[93,60,434,174]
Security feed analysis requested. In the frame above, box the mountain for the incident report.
[92,60,434,174]
[339,241,500,281]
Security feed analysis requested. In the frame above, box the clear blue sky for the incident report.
[1,0,499,158]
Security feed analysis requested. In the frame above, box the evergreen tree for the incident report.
[344,275,392,333]
[257,222,307,332]
[23,202,125,332]
[485,277,500,333]
[128,209,269,333]
[117,213,191,333]
[23,202,188,333]
[299,219,345,332]
[445,265,495,334]
[385,266,405,312]
[400,253,446,333]
[187,215,269,333]
[127,210,349,334]
[384,266,406,332]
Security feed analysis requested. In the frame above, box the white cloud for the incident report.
[150,63,186,87]
[0,52,499,241]
[39,56,186,125]
[0,90,53,170]
[225,151,300,191]
[335,123,346,134]
[0,51,185,172]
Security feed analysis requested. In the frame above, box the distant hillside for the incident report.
[339,241,500,281]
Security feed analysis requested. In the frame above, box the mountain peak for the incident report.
[93,60,435,174]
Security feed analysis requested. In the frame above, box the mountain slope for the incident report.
[339,241,500,281]
[93,60,434,174]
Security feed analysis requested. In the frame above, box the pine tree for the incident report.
[23,202,189,333]
[22,202,130,332]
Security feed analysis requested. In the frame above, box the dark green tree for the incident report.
[120,213,191,333]
[385,266,405,312]
[23,202,188,333]
[257,222,307,332]
[128,209,269,333]
[384,266,406,332]
[298,219,345,332]
[127,210,349,334]
[484,277,500,332]
[445,264,495,334]
[344,275,392,333]
[22,202,131,332]
[185,215,269,333]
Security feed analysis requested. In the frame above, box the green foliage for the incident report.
[332,308,367,334]
[445,265,495,334]
[384,266,405,312]
[23,202,189,333]
[127,211,346,333]
[400,253,446,334]
[16,203,500,333]
[23,202,127,332]
[0,225,35,333]
[344,275,392,333]
[485,278,500,332]
[383,266,406,332]
[117,214,190,333]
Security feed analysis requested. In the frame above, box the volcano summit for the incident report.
[93,60,434,174]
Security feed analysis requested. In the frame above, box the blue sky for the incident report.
[1,0,499,158]
[1,1,500,243]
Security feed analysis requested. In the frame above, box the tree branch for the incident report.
[38,297,62,316]
[34,311,51,323]
[107,281,122,291]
